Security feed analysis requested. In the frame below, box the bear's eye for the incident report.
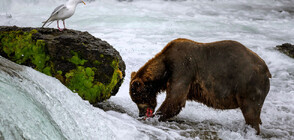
[134,81,141,87]
[131,81,140,90]
[131,85,137,94]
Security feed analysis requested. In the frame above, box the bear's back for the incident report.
[163,39,268,73]
[161,38,271,84]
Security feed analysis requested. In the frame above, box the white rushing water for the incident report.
[0,0,294,139]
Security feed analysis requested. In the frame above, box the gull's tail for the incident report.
[42,17,52,28]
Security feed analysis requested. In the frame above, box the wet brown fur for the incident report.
[130,38,271,134]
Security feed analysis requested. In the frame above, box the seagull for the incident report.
[42,0,86,31]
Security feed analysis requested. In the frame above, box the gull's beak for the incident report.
[82,1,86,5]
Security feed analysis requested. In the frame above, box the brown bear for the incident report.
[129,38,271,134]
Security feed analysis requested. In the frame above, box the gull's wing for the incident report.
[42,4,66,28]
[51,4,66,17]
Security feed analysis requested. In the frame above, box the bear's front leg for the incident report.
[156,79,190,121]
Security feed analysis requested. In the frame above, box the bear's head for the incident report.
[129,72,157,117]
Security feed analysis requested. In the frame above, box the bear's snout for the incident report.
[137,103,154,117]
[139,111,145,117]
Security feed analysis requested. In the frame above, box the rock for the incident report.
[276,43,294,58]
[0,26,125,104]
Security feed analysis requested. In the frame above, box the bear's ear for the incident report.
[131,72,137,79]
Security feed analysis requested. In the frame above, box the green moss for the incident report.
[65,66,99,103]
[82,42,87,47]
[68,51,87,65]
[64,59,123,103]
[0,29,123,104]
[0,29,52,75]
[93,60,101,65]
[105,59,123,94]
[43,66,52,76]
[57,70,63,75]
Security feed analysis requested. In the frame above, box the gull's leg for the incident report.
[63,20,67,30]
[57,20,63,31]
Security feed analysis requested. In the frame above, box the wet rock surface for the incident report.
[276,43,294,58]
[0,26,126,104]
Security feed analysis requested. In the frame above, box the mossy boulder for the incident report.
[0,26,125,104]
[276,43,294,58]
